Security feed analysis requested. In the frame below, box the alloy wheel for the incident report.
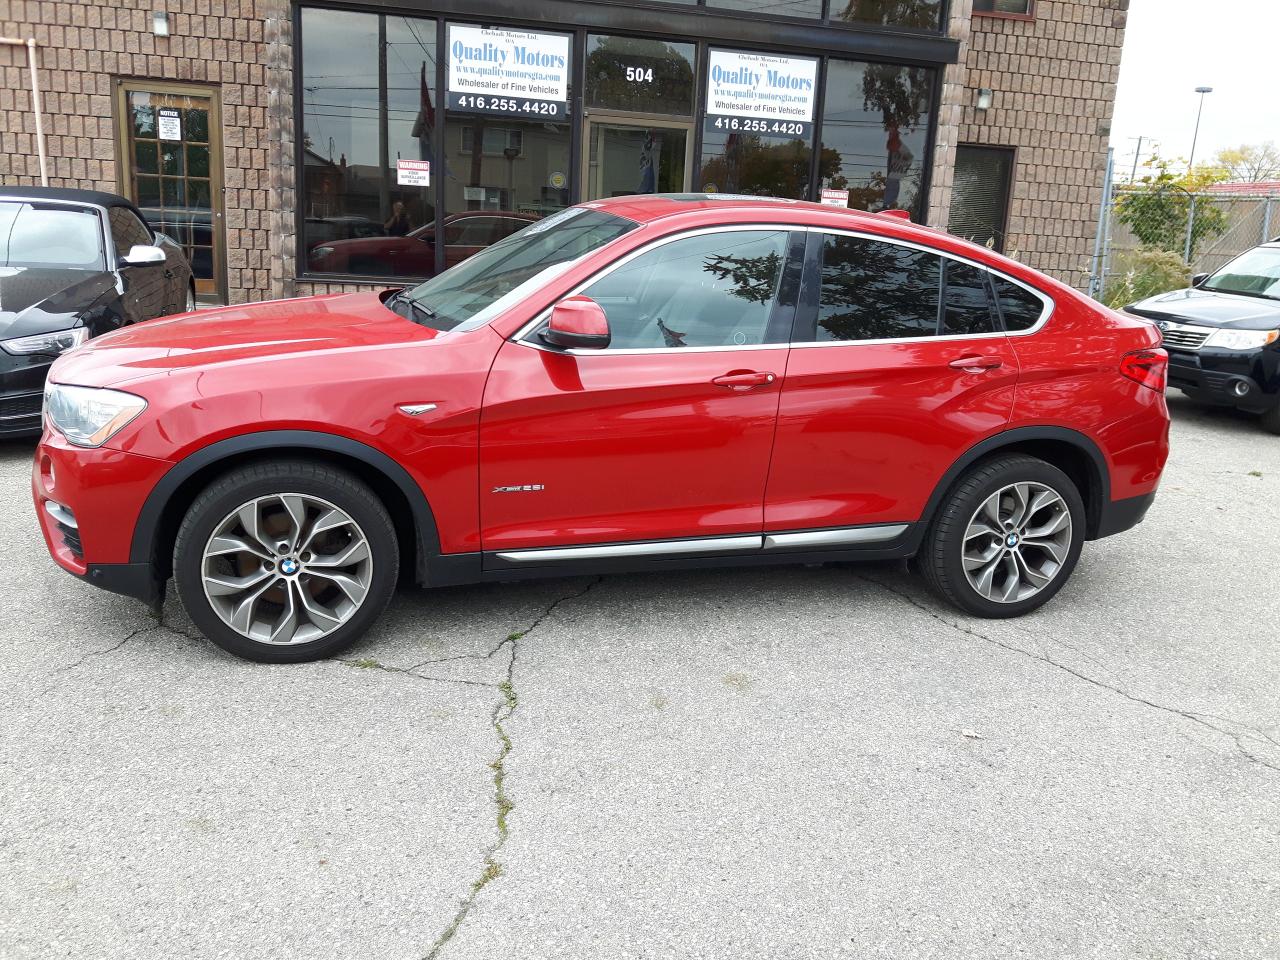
[961,481,1073,604]
[200,493,374,645]
[185,287,197,312]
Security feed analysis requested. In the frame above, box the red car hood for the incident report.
[51,291,442,389]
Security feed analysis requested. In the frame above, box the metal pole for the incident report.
[1264,198,1273,243]
[26,40,47,186]
[1188,87,1213,173]
[1184,194,1198,264]
[1089,147,1115,299]
[1129,135,1145,183]
[377,15,390,221]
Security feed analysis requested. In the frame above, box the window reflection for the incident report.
[697,132,812,200]
[300,9,437,277]
[817,235,941,341]
[833,0,943,30]
[819,59,934,217]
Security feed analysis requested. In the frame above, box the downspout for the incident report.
[0,36,48,186]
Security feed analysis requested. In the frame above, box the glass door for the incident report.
[583,116,694,201]
[116,81,225,303]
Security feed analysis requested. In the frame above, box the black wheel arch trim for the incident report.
[127,430,467,585]
[916,426,1113,541]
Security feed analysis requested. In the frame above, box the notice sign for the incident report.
[704,49,817,140]
[396,159,430,187]
[820,188,849,207]
[447,25,570,120]
[157,107,182,141]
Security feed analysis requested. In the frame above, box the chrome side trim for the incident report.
[763,524,908,550]
[495,535,763,563]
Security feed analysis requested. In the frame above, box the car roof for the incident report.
[587,192,913,227]
[0,185,150,222]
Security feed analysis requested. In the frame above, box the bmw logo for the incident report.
[1006,533,1020,548]
[280,558,299,575]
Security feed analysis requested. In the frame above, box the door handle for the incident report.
[712,371,777,390]
[949,356,1003,373]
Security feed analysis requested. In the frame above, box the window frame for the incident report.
[515,224,807,355]
[950,143,1016,254]
[790,226,1053,347]
[971,0,1035,21]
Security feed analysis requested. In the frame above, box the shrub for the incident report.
[1103,246,1191,309]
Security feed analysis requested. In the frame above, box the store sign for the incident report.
[157,107,182,142]
[704,49,817,140]
[447,25,570,120]
[396,159,430,187]
[820,188,849,207]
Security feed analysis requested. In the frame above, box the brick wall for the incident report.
[938,0,1128,288]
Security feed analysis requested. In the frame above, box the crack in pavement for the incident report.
[424,576,604,960]
[37,614,198,693]
[856,573,1280,775]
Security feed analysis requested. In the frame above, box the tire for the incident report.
[185,282,197,313]
[916,454,1086,619]
[1260,405,1280,436]
[173,460,399,662]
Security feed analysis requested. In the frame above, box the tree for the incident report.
[1115,158,1228,259]
[1211,142,1280,183]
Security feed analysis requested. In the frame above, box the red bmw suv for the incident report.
[32,195,1170,662]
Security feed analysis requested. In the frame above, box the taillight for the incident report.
[1120,348,1168,392]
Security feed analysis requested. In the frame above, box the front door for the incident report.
[479,227,801,555]
[116,80,226,304]
[583,116,693,201]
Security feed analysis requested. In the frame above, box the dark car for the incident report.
[307,211,537,277]
[1127,241,1280,433]
[0,187,194,438]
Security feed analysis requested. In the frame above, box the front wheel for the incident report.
[173,460,399,662]
[916,454,1085,618]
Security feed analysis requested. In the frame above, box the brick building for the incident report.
[0,0,1127,304]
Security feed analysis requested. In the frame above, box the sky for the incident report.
[1109,0,1279,179]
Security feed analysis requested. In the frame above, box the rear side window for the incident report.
[992,276,1047,331]
[816,234,942,341]
[941,260,998,335]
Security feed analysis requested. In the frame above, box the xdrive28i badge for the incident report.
[492,484,546,494]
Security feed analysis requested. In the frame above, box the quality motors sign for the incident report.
[704,49,818,140]
[447,25,571,120]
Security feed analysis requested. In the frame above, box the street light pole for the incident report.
[1188,86,1213,173]
[1129,135,1147,182]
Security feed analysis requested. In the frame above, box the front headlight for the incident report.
[1203,328,1279,351]
[0,327,89,356]
[43,383,147,447]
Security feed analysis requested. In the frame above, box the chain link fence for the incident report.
[1087,155,1279,307]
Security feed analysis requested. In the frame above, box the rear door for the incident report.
[764,230,1020,537]
[479,227,803,557]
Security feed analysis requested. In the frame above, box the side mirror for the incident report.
[120,244,166,268]
[542,296,611,350]
[1191,273,1210,288]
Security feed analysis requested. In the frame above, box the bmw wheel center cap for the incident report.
[280,558,300,575]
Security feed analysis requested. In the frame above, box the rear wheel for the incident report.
[173,461,398,662]
[1260,404,1280,435]
[917,454,1085,618]
[184,283,196,312]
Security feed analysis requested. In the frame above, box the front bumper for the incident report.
[1166,346,1280,413]
[32,430,175,603]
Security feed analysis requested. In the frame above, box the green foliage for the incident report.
[1103,246,1191,309]
[1115,158,1228,258]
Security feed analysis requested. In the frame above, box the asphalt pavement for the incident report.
[2,393,1277,959]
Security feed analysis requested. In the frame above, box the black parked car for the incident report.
[0,187,194,438]
[1127,240,1280,434]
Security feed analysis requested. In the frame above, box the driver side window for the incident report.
[577,230,791,349]
[109,207,153,257]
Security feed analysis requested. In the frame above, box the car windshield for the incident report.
[400,207,637,331]
[1201,247,1280,301]
[0,201,105,270]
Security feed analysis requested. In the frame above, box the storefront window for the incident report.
[697,49,818,200]
[818,59,934,217]
[707,0,821,20]
[832,0,944,31]
[442,24,573,267]
[299,8,437,277]
[585,36,695,116]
